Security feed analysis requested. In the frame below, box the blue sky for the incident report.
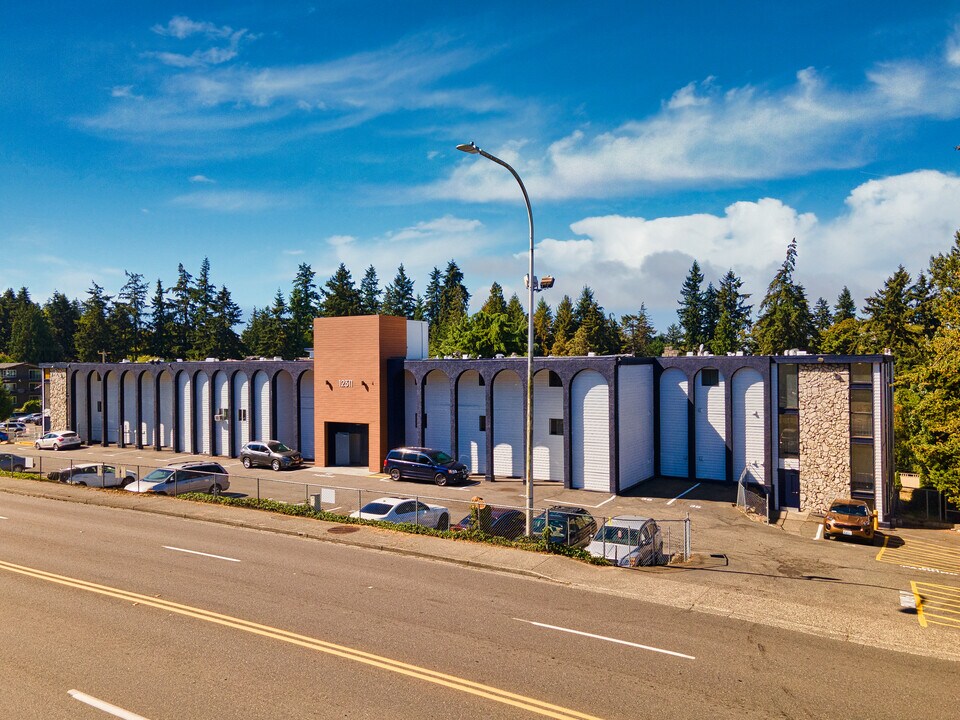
[3,1,960,332]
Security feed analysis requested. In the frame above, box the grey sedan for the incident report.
[0,452,28,472]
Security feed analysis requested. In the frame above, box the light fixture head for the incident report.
[456,142,480,154]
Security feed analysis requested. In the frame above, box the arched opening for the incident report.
[195,371,211,454]
[158,370,175,448]
[275,370,296,449]
[140,370,155,448]
[732,368,764,484]
[533,369,563,481]
[695,367,727,481]
[233,371,250,456]
[403,371,418,447]
[571,370,609,491]
[423,370,451,452]
[298,370,315,460]
[456,370,485,474]
[493,370,523,478]
[253,370,271,440]
[659,368,689,478]
[213,370,230,455]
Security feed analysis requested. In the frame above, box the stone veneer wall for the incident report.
[798,364,850,513]
[47,369,68,431]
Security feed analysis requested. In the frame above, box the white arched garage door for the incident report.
[424,370,450,452]
[195,372,211,454]
[233,372,250,456]
[659,369,688,477]
[105,372,120,444]
[493,371,522,477]
[140,371,155,448]
[456,371,485,474]
[695,368,726,481]
[533,370,563,481]
[74,372,89,442]
[214,371,229,455]
[733,369,765,484]
[403,371,418,447]
[158,371,174,448]
[571,370,609,491]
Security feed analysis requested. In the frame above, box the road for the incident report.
[0,493,957,719]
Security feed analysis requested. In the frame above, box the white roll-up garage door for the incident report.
[618,364,654,490]
[177,372,192,452]
[571,370,609,492]
[233,372,249,456]
[424,371,451,452]
[122,373,137,445]
[158,372,174,448]
[493,371,523,477]
[140,371,155,448]
[105,373,119,444]
[299,370,314,460]
[195,372,210,454]
[404,372,418,447]
[659,369,688,477]
[275,372,296,449]
[75,372,89,442]
[214,371,229,455]
[457,371,485,474]
[533,371,563,481]
[695,369,727,480]
[254,371,271,441]
[733,369,764,484]
[90,373,103,442]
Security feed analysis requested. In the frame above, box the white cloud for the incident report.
[947,24,960,67]
[532,170,960,328]
[327,235,356,247]
[151,16,234,40]
[111,85,140,99]
[189,174,215,183]
[283,249,305,255]
[170,190,296,212]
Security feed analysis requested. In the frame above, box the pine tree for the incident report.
[909,272,937,341]
[169,264,194,360]
[702,282,719,344]
[8,301,57,363]
[74,283,114,362]
[359,265,382,315]
[431,260,470,355]
[710,270,752,355]
[752,239,814,354]
[320,263,362,317]
[505,294,528,356]
[551,295,575,356]
[187,258,217,358]
[620,304,656,355]
[423,267,443,327]
[480,283,508,316]
[861,265,921,358]
[835,286,856,321]
[0,288,16,355]
[147,279,171,359]
[289,263,320,353]
[210,285,245,359]
[43,291,80,361]
[532,298,553,355]
[677,261,706,350]
[382,264,416,319]
[117,271,148,358]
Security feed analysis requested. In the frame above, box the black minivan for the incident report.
[383,447,469,486]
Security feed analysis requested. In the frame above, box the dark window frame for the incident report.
[549,418,564,436]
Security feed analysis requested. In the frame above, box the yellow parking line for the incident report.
[0,559,602,720]
[876,538,960,575]
[910,581,960,631]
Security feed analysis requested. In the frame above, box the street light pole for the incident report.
[456,142,536,536]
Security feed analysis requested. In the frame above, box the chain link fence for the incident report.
[7,453,692,566]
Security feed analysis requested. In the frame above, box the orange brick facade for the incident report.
[313,315,408,472]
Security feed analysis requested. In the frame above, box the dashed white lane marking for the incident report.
[162,546,241,563]
[514,619,695,660]
[0,516,7,520]
[68,690,152,720]
[666,483,701,506]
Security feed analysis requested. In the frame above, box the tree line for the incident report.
[1,234,959,504]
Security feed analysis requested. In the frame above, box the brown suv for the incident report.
[822,498,876,543]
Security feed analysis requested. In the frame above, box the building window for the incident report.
[28,369,41,381]
[2,369,15,378]
[851,444,874,498]
[778,364,798,410]
[701,369,719,387]
[97,401,102,412]
[479,415,486,432]
[850,362,872,385]
[548,371,562,388]
[2,383,14,393]
[237,408,247,422]
[477,375,485,386]
[422,413,427,429]
[549,418,564,436]
[850,388,873,439]
[778,414,799,459]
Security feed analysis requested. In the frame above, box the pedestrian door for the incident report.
[778,469,800,509]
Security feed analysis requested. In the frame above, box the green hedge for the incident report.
[179,493,608,565]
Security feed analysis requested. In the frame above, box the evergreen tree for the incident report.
[532,298,554,356]
[710,270,752,355]
[412,294,426,322]
[620,304,656,355]
[702,282,719,344]
[187,258,217,358]
[359,265,382,315]
[431,260,470,355]
[43,291,81,361]
[209,285,245,359]
[289,263,321,354]
[551,295,576,356]
[320,263,362,317]
[480,283,508,316]
[74,283,114,362]
[909,272,938,340]
[170,263,194,359]
[382,264,416,319]
[861,265,920,358]
[752,238,814,354]
[571,286,617,355]
[818,317,864,355]
[663,324,684,351]
[117,271,148,358]
[242,307,281,358]
[677,260,706,350]
[835,286,856,321]
[0,288,16,354]
[147,279,172,358]
[423,267,443,327]
[505,293,528,356]
[9,301,57,363]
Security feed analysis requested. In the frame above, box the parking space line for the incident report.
[162,546,241,563]
[911,581,960,631]
[666,483,700,506]
[513,619,695,660]
[542,496,616,509]
[68,690,151,720]
[876,537,960,576]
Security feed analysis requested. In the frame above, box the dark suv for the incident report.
[383,447,469,486]
[531,506,598,548]
[240,440,303,471]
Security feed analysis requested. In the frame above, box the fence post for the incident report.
[257,476,260,500]
[684,512,691,561]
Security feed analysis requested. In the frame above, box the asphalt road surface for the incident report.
[1,493,956,719]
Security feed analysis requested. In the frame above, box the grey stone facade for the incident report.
[798,364,851,513]
[47,368,68,431]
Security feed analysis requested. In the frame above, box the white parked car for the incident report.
[124,461,229,496]
[35,430,83,451]
[53,463,137,488]
[0,421,27,436]
[587,516,664,567]
[350,497,450,530]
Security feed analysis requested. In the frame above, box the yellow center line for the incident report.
[0,559,603,720]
